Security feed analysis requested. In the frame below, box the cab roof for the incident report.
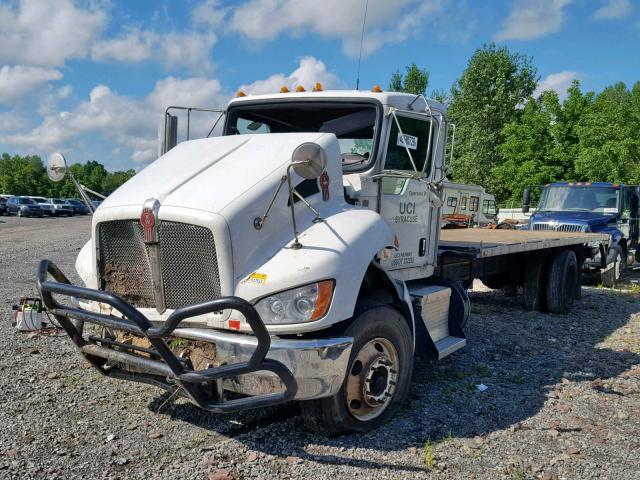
[548,182,623,188]
[227,89,446,114]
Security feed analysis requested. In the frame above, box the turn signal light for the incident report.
[311,280,334,321]
[296,85,306,92]
[372,85,382,92]
[313,82,323,91]
[280,86,290,93]
[236,90,246,97]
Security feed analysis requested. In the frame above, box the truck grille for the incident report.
[532,223,585,233]
[97,220,221,310]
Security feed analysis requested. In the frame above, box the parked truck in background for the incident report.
[38,88,608,435]
[523,182,639,286]
[441,181,497,228]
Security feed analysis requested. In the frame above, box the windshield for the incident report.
[19,197,35,205]
[52,199,66,205]
[538,186,619,213]
[225,102,378,169]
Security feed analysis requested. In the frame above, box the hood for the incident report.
[531,210,617,230]
[100,132,326,213]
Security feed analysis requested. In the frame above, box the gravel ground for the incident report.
[1,215,639,480]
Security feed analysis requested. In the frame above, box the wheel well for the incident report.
[355,263,414,337]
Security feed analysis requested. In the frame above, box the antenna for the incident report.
[355,0,369,90]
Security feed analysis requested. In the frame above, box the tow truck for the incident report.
[38,87,608,434]
[523,182,639,286]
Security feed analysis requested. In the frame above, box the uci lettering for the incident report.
[399,202,415,214]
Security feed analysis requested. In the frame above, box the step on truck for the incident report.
[38,88,608,434]
[523,182,640,287]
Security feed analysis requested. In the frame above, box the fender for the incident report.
[234,208,394,334]
[600,225,624,259]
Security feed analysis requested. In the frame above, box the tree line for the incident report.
[0,153,135,198]
[390,45,640,205]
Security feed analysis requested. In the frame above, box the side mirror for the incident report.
[47,152,68,182]
[522,187,531,214]
[291,142,327,179]
[160,113,178,155]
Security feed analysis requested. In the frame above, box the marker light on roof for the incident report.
[280,86,290,93]
[296,85,306,92]
[236,90,246,97]
[372,85,382,92]
[313,82,323,91]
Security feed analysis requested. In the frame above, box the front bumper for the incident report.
[36,260,352,412]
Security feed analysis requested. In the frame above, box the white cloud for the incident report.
[0,65,62,104]
[2,77,228,165]
[533,71,579,100]
[0,0,106,67]
[495,0,571,41]
[0,111,27,133]
[226,0,445,58]
[192,0,228,29]
[593,0,633,19]
[1,57,342,167]
[238,56,339,95]
[91,28,217,73]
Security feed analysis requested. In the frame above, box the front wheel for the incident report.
[300,304,413,435]
[602,246,624,288]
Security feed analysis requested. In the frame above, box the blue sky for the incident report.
[0,0,638,170]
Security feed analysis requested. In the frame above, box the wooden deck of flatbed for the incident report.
[439,229,609,258]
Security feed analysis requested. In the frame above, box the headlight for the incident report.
[254,280,334,324]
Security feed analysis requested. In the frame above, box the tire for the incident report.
[545,249,578,314]
[17,209,23,217]
[601,246,624,288]
[300,304,413,435]
[523,253,546,311]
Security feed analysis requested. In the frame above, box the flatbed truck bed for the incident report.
[438,228,608,258]
[431,229,609,313]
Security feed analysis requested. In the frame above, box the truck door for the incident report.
[378,111,440,271]
[622,186,640,250]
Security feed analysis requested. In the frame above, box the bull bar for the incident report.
[36,259,317,412]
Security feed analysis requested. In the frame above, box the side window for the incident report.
[622,188,639,219]
[470,196,479,212]
[460,197,467,210]
[446,197,457,207]
[483,200,497,215]
[384,114,433,172]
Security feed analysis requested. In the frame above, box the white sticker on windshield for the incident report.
[603,208,618,214]
[397,133,418,150]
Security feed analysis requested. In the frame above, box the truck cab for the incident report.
[525,182,640,285]
[37,88,606,435]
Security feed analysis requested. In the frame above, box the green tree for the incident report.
[447,43,538,193]
[494,91,566,203]
[574,82,640,183]
[388,63,430,95]
[0,153,137,198]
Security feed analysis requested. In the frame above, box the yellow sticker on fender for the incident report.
[243,272,267,285]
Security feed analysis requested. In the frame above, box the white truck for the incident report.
[441,181,497,228]
[38,89,608,435]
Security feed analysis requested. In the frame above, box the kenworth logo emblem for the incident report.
[141,198,160,244]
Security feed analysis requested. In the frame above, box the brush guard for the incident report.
[36,259,297,412]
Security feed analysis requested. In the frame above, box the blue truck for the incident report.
[523,182,640,286]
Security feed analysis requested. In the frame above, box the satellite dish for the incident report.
[47,152,67,183]
[291,142,327,179]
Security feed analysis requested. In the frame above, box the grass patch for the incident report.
[423,437,435,468]
[475,363,493,377]
[505,372,524,384]
[167,337,187,349]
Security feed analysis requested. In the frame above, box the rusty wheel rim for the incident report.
[346,337,399,421]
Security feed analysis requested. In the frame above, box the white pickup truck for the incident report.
[38,88,607,434]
